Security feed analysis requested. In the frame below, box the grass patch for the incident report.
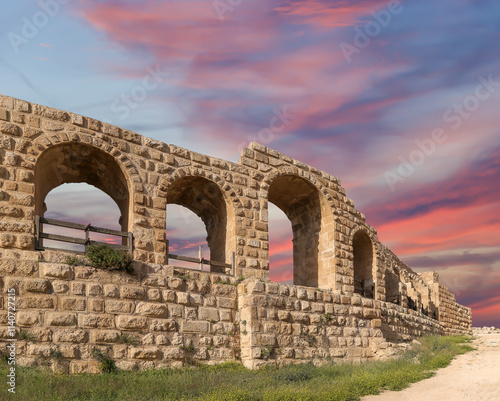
[0,335,474,401]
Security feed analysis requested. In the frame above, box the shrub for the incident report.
[91,348,117,373]
[65,255,83,266]
[86,245,133,273]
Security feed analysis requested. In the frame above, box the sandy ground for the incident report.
[362,333,500,401]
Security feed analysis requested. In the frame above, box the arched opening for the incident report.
[43,183,122,252]
[166,204,210,270]
[353,231,374,298]
[268,202,293,284]
[268,175,323,288]
[166,176,233,271]
[35,143,130,232]
[385,268,400,304]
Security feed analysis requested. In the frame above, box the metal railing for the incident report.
[35,215,133,255]
[354,278,374,299]
[166,239,235,276]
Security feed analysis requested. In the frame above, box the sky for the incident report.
[1,0,499,327]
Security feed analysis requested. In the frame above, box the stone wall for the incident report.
[238,280,443,369]
[0,94,472,372]
[0,250,240,373]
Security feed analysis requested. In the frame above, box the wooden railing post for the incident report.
[128,232,133,256]
[199,246,203,271]
[166,239,169,265]
[84,224,91,253]
[231,251,236,276]
[34,215,41,250]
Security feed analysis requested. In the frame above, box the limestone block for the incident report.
[217,297,236,309]
[79,314,115,329]
[120,286,146,300]
[61,297,86,311]
[40,263,73,280]
[163,346,184,359]
[150,319,176,332]
[117,315,148,330]
[168,304,183,318]
[136,302,167,317]
[54,329,88,343]
[90,330,121,344]
[198,307,219,322]
[181,320,209,333]
[105,300,135,314]
[19,296,55,309]
[70,361,101,374]
[167,277,185,291]
[52,281,70,294]
[176,292,190,305]
[87,284,103,296]
[17,311,41,326]
[46,313,76,326]
[104,284,120,298]
[129,347,161,360]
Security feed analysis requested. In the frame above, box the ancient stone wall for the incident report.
[0,94,472,372]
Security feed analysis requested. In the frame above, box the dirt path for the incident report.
[361,333,500,401]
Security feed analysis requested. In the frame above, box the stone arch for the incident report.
[265,168,336,289]
[351,227,377,298]
[158,167,241,269]
[34,139,133,232]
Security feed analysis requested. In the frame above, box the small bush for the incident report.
[50,347,63,359]
[91,348,117,373]
[87,245,133,273]
[65,255,83,266]
[18,330,37,342]
[180,344,196,353]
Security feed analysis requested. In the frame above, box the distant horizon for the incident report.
[2,0,499,327]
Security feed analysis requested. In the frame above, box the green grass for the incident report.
[0,335,474,401]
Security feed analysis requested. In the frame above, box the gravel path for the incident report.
[361,333,500,401]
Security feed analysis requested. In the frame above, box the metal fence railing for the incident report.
[166,239,235,276]
[35,215,133,255]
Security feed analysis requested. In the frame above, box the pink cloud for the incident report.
[275,0,393,28]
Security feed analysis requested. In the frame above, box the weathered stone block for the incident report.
[54,329,88,343]
[61,297,86,311]
[129,347,161,360]
[46,313,76,326]
[40,263,73,280]
[104,284,119,298]
[19,296,55,309]
[150,319,176,332]
[181,320,209,333]
[17,311,41,326]
[117,315,148,330]
[198,307,219,322]
[120,286,146,299]
[79,314,115,329]
[90,330,121,344]
[105,300,135,314]
[136,302,167,317]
